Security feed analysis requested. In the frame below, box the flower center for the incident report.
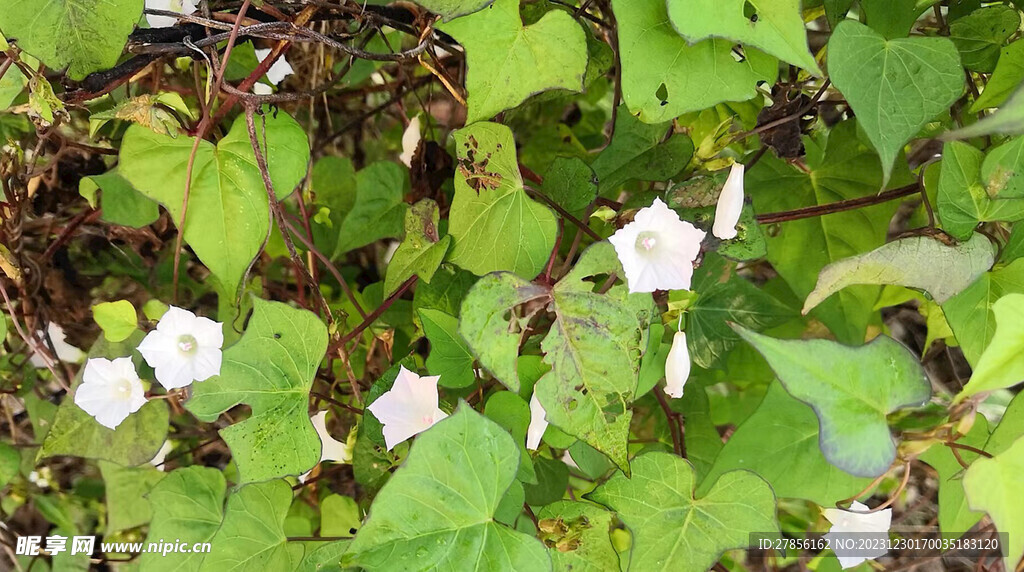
[114,378,134,399]
[177,334,198,354]
[635,231,659,253]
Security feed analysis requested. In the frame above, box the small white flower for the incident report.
[399,116,421,168]
[366,366,447,451]
[311,411,353,464]
[138,306,223,390]
[664,331,690,398]
[30,323,85,368]
[254,48,294,87]
[145,0,198,29]
[149,440,174,470]
[823,501,892,569]
[28,469,51,489]
[526,393,548,450]
[74,357,147,430]
[608,197,706,293]
[713,162,745,240]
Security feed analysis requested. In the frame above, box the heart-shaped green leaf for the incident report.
[138,466,226,572]
[447,122,557,278]
[0,0,142,80]
[343,404,551,571]
[586,452,777,572]
[187,299,327,484]
[733,325,931,477]
[964,434,1024,572]
[613,0,777,124]
[439,0,588,123]
[936,142,1024,240]
[699,382,873,505]
[828,20,963,185]
[414,0,494,21]
[119,110,309,294]
[667,0,821,75]
[958,294,1024,400]
[942,258,1024,367]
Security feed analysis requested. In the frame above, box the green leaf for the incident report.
[942,258,1024,366]
[541,156,597,212]
[343,404,551,571]
[419,309,476,389]
[964,434,1024,572]
[438,0,588,123]
[535,243,654,471]
[590,109,695,196]
[447,122,557,278]
[803,233,995,314]
[0,0,142,80]
[483,391,536,484]
[0,442,20,488]
[119,111,310,294]
[413,0,493,21]
[749,120,901,344]
[666,0,821,75]
[459,273,550,392]
[523,457,569,506]
[0,57,26,110]
[536,501,620,571]
[733,326,931,477]
[949,5,1019,72]
[687,264,793,369]
[971,40,1024,111]
[673,383,722,479]
[937,141,1024,239]
[384,199,451,296]
[138,466,227,572]
[981,135,1024,199]
[321,494,362,537]
[199,480,304,572]
[827,20,963,185]
[41,333,168,466]
[187,299,328,483]
[699,382,872,505]
[945,83,1024,139]
[918,418,989,538]
[333,161,408,257]
[99,461,165,534]
[414,264,477,318]
[586,452,777,572]
[613,0,777,123]
[79,170,159,229]
[92,300,138,343]
[958,294,1024,400]
[858,0,930,39]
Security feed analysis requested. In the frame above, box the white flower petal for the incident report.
[311,411,352,464]
[526,393,548,450]
[253,82,273,95]
[149,440,174,470]
[366,367,446,451]
[399,116,421,168]
[146,0,196,29]
[664,331,690,398]
[608,197,706,293]
[255,48,293,86]
[30,323,85,368]
[74,357,146,430]
[713,162,745,240]
[823,501,892,569]
[139,306,223,390]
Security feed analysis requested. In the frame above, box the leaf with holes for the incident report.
[447,122,557,278]
[187,299,328,484]
[666,0,821,75]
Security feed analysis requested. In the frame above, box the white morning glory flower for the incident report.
[30,323,85,368]
[664,330,690,398]
[149,440,174,470]
[311,411,353,464]
[823,501,892,569]
[608,197,706,293]
[74,357,147,430]
[526,393,548,450]
[254,48,294,87]
[145,0,198,29]
[712,162,745,240]
[137,306,223,391]
[366,366,447,451]
[399,116,421,168]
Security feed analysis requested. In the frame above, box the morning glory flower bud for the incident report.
[713,162,745,240]
[526,392,548,450]
[664,330,690,398]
